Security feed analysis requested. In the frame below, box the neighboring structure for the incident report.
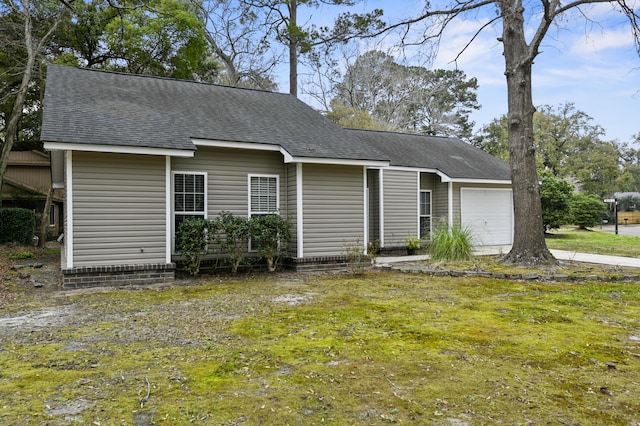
[41,65,512,288]
[2,150,64,235]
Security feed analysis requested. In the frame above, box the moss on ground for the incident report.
[0,272,639,424]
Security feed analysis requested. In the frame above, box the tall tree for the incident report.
[385,0,639,266]
[475,103,622,197]
[197,0,279,89]
[242,0,384,96]
[0,0,67,204]
[52,0,217,80]
[332,50,479,138]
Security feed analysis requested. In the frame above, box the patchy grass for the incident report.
[546,227,640,257]
[1,272,639,424]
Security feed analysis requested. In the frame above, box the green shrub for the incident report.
[0,208,36,245]
[428,224,474,262]
[570,193,606,229]
[540,172,574,231]
[217,211,251,274]
[249,214,290,272]
[176,217,210,275]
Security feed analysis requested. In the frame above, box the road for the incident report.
[598,224,640,237]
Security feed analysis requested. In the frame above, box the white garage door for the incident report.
[460,188,513,246]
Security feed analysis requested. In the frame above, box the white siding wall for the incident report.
[383,169,419,247]
[72,152,167,266]
[302,164,364,257]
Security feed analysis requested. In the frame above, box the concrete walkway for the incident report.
[377,245,640,269]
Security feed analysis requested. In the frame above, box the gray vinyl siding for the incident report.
[367,169,380,243]
[382,169,419,247]
[172,147,287,218]
[302,164,364,257]
[433,180,449,226]
[72,152,166,266]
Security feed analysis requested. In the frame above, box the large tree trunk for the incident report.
[500,0,556,266]
[288,0,298,96]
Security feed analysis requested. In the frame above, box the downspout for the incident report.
[165,156,171,263]
[363,167,368,254]
[296,163,303,258]
[65,150,73,268]
[379,169,384,248]
[448,181,454,228]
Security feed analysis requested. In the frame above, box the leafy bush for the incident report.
[540,172,574,231]
[249,214,290,272]
[428,224,474,262]
[217,211,251,274]
[570,193,606,229]
[176,217,210,275]
[0,208,36,245]
[343,239,368,275]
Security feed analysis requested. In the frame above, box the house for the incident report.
[41,65,512,288]
[2,150,64,235]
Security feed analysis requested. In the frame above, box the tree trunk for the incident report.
[500,0,556,266]
[39,186,54,248]
[288,0,298,96]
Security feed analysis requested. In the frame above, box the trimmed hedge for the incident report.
[0,208,36,245]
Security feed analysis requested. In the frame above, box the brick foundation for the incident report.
[62,263,175,289]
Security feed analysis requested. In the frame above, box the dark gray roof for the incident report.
[41,65,386,161]
[41,65,510,181]
[347,129,511,180]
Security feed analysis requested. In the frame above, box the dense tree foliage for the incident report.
[540,172,574,232]
[330,50,479,139]
[570,194,607,230]
[475,103,624,198]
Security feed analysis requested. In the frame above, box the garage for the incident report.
[460,188,513,246]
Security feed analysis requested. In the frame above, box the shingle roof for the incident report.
[41,65,510,181]
[347,129,511,181]
[41,65,386,161]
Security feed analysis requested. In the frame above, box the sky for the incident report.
[280,0,640,143]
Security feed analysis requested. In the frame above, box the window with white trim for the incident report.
[420,190,432,240]
[173,172,207,246]
[249,174,279,250]
[49,204,56,227]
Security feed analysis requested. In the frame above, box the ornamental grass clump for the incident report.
[428,224,474,261]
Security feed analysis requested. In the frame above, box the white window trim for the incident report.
[420,189,432,240]
[247,174,280,216]
[171,171,208,253]
[48,204,56,227]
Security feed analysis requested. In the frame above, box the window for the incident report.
[49,205,56,227]
[173,172,206,245]
[420,190,432,240]
[249,175,279,250]
[250,175,279,215]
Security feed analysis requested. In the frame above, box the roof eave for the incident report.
[43,141,195,157]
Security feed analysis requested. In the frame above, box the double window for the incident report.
[420,190,432,240]
[173,172,207,245]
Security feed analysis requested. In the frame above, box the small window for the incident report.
[173,172,207,248]
[49,205,56,227]
[420,190,432,240]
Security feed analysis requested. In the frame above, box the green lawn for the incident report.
[546,227,640,257]
[1,271,639,424]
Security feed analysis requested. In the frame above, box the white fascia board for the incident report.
[384,165,452,182]
[192,138,388,167]
[43,142,194,158]
[289,157,389,167]
[191,139,295,162]
[452,178,512,185]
